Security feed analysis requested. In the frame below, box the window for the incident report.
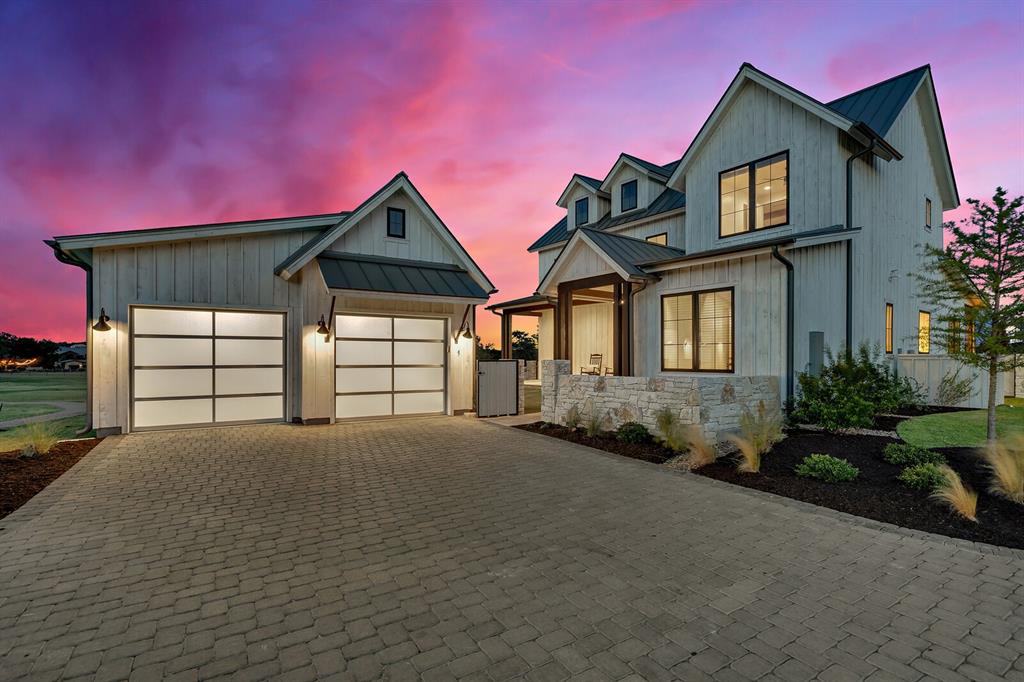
[966,319,976,353]
[720,152,788,237]
[387,208,406,239]
[575,197,589,226]
[918,311,931,354]
[948,320,961,354]
[925,198,932,229]
[646,233,668,246]
[662,289,733,372]
[885,303,893,354]
[621,180,638,212]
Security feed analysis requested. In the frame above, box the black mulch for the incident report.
[514,423,675,464]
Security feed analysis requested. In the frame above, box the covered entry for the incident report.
[130,306,286,431]
[335,314,447,419]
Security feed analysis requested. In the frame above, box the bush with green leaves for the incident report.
[936,368,975,407]
[883,442,945,467]
[616,422,650,444]
[795,454,860,482]
[793,344,924,430]
[898,463,948,492]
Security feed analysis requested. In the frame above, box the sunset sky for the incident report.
[1,0,1022,345]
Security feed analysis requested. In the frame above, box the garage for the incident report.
[335,314,446,419]
[130,306,286,430]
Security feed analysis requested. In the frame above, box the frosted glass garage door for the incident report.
[131,307,286,430]
[335,314,446,419]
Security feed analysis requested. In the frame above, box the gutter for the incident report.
[44,240,93,436]
[770,246,795,406]
[844,139,876,356]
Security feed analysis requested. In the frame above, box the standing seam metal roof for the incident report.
[317,252,489,299]
[579,228,686,278]
[826,66,928,137]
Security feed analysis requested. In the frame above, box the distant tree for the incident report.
[0,332,14,359]
[916,187,1024,443]
[476,337,500,360]
[511,330,539,360]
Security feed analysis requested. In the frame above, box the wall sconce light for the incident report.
[461,326,473,340]
[92,308,111,332]
[317,295,336,342]
[316,315,330,336]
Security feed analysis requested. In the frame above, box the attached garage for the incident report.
[335,314,446,419]
[130,306,286,431]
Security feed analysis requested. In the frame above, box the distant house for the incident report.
[55,344,86,371]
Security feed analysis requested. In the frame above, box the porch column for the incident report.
[616,282,633,376]
[500,311,513,359]
[555,284,572,360]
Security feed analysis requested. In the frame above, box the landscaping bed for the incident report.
[0,439,101,520]
[515,422,676,464]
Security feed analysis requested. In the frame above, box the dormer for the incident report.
[557,174,609,231]
[601,154,674,217]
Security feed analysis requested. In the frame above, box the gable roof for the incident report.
[597,153,675,192]
[528,186,685,252]
[276,172,495,294]
[827,65,929,137]
[318,251,489,300]
[556,173,608,207]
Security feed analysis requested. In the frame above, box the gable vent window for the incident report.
[646,233,667,246]
[575,197,589,227]
[387,208,406,239]
[720,152,788,237]
[621,180,638,212]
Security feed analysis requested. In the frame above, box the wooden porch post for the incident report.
[500,312,512,359]
[555,284,573,361]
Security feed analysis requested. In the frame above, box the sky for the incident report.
[0,0,1021,345]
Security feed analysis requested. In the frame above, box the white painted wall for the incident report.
[895,355,1003,409]
[572,302,615,375]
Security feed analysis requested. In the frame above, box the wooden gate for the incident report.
[477,360,518,417]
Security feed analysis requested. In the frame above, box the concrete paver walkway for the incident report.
[0,417,1021,681]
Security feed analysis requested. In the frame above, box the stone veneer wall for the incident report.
[540,359,780,441]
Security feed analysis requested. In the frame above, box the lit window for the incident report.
[621,180,638,212]
[646,233,668,246]
[948,320,961,354]
[662,289,733,372]
[925,198,932,229]
[387,208,406,238]
[918,311,931,354]
[575,197,589,226]
[885,303,893,354]
[720,152,788,237]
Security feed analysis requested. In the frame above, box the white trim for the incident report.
[915,74,959,210]
[598,156,668,193]
[556,175,609,208]
[644,246,778,273]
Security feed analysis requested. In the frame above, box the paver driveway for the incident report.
[1,418,1022,682]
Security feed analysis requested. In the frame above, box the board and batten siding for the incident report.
[634,253,786,388]
[572,303,615,375]
[608,213,685,249]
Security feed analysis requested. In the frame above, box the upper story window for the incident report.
[621,180,638,212]
[387,207,406,239]
[646,233,667,246]
[720,152,788,237]
[925,197,933,230]
[662,288,734,372]
[918,311,931,354]
[575,197,589,226]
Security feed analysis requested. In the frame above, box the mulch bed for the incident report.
[0,439,101,520]
[515,422,676,464]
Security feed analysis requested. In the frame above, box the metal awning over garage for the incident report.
[318,252,489,300]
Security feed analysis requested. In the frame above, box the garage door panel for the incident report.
[134,369,212,398]
[135,398,213,428]
[394,367,443,392]
[215,311,283,337]
[337,315,391,339]
[215,395,283,422]
[394,317,445,340]
[336,367,392,393]
[394,341,443,366]
[134,337,212,367]
[215,339,282,366]
[216,367,282,395]
[134,308,212,336]
[336,393,392,419]
[394,392,444,415]
[337,340,391,366]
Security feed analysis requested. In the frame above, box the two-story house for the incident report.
[47,172,494,434]
[489,63,960,431]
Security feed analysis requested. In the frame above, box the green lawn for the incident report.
[0,371,86,403]
[0,403,60,421]
[1007,396,1024,408]
[897,403,1024,449]
[0,416,89,452]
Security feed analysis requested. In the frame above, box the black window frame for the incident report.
[621,179,638,212]
[885,303,894,354]
[660,287,735,373]
[718,150,789,239]
[575,197,589,227]
[387,207,406,239]
[646,233,668,246]
[925,197,933,230]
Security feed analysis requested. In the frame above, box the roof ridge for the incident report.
[827,65,930,105]
[319,251,468,272]
[54,211,348,241]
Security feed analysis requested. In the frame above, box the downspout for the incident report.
[770,246,794,406]
[845,139,876,357]
[46,241,93,436]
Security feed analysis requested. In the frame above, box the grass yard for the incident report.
[0,403,60,422]
[0,371,86,403]
[897,403,1024,448]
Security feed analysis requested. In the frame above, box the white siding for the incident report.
[538,246,560,283]
[607,165,662,217]
[609,213,685,248]
[572,303,615,375]
[538,309,554,379]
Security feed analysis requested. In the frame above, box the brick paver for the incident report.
[0,418,1021,681]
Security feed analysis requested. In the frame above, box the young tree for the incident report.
[917,187,1023,442]
[510,330,539,360]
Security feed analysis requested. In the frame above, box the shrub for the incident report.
[616,422,650,444]
[898,463,947,492]
[931,465,978,522]
[583,410,608,438]
[564,405,581,429]
[728,435,761,473]
[793,344,924,430]
[984,435,1024,504]
[738,400,784,455]
[883,442,945,467]
[18,422,60,458]
[795,454,859,482]
[654,408,685,452]
[684,425,717,469]
[936,368,975,407]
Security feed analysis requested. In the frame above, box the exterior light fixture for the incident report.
[92,308,111,332]
[316,315,330,336]
[461,326,473,339]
